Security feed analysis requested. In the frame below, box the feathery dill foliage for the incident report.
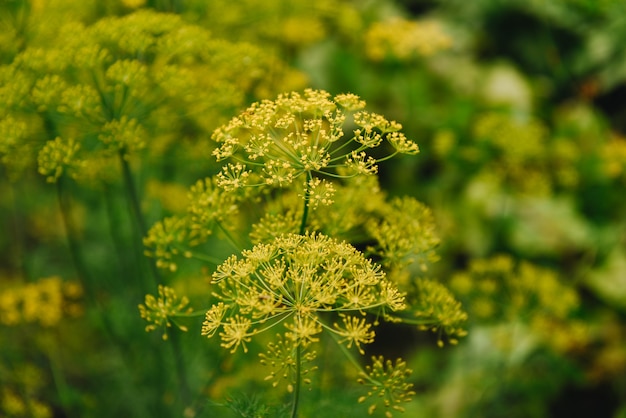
[143,89,467,416]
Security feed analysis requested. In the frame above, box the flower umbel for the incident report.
[202,232,407,392]
[211,89,419,198]
[138,285,192,340]
[358,356,416,417]
[204,233,405,350]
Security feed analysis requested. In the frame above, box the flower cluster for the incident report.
[141,88,465,413]
[472,112,551,194]
[0,9,306,185]
[258,333,318,391]
[202,233,406,356]
[358,356,416,417]
[412,279,468,347]
[143,177,243,272]
[188,0,363,50]
[0,115,40,180]
[138,285,192,340]
[601,133,626,180]
[211,89,419,199]
[37,137,81,183]
[365,197,440,270]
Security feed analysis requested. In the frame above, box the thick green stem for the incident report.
[290,173,314,418]
[291,342,302,418]
[118,152,195,411]
[299,171,313,235]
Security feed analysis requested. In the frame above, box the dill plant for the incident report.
[142,89,467,417]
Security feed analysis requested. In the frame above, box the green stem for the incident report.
[47,331,72,416]
[103,184,135,283]
[299,171,313,235]
[118,150,160,288]
[56,180,97,306]
[290,342,302,418]
[119,150,148,236]
[290,172,314,418]
[118,153,194,411]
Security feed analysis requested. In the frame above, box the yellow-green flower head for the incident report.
[138,285,192,340]
[37,137,81,183]
[3,9,307,182]
[211,89,419,197]
[98,116,147,154]
[202,232,406,355]
[144,176,245,272]
[412,279,468,346]
[358,356,416,417]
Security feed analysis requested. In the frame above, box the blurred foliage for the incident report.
[2,0,626,417]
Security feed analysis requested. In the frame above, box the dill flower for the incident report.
[144,176,244,271]
[37,137,81,183]
[412,279,468,346]
[138,285,192,340]
[211,89,419,199]
[202,232,406,373]
[0,289,21,326]
[143,216,191,272]
[0,115,40,180]
[358,356,416,417]
[2,9,306,184]
[601,133,626,180]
